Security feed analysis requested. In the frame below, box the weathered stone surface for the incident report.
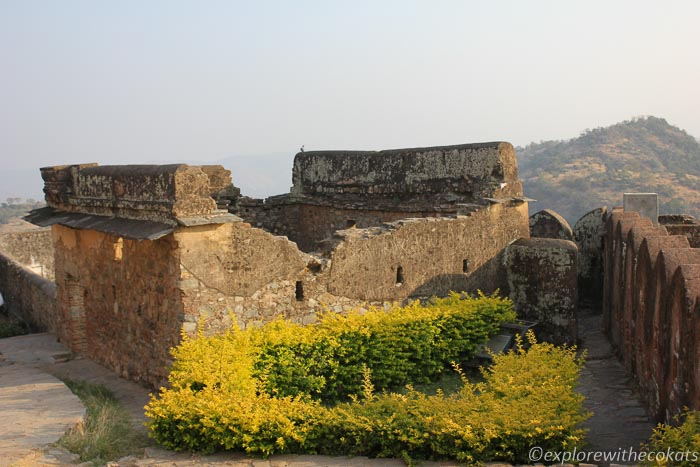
[52,224,183,387]
[0,248,56,333]
[291,142,521,199]
[665,264,700,419]
[529,208,574,240]
[660,214,700,248]
[505,238,578,345]
[40,163,221,225]
[329,203,529,301]
[619,224,668,374]
[0,229,54,280]
[16,141,536,388]
[574,207,606,300]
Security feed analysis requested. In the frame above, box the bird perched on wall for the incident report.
[300,145,305,152]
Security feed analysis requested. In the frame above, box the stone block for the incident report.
[291,142,522,200]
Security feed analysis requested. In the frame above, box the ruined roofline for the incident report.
[296,141,512,157]
[34,163,239,230]
[291,141,521,201]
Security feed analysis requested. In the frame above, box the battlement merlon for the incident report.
[39,163,234,226]
[291,142,523,200]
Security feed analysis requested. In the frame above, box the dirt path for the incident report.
[0,335,84,466]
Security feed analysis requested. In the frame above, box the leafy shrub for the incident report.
[253,293,515,402]
[166,292,514,403]
[146,294,589,464]
[643,410,700,467]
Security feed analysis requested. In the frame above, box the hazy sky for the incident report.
[2,0,699,174]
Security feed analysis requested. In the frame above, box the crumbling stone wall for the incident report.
[602,208,700,422]
[238,200,436,253]
[29,142,534,388]
[0,230,57,332]
[0,230,55,280]
[174,202,529,336]
[327,203,529,300]
[236,142,526,252]
[0,249,56,332]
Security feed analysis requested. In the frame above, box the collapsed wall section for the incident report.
[237,142,526,252]
[326,203,530,300]
[171,201,529,339]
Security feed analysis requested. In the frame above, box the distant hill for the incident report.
[517,116,700,225]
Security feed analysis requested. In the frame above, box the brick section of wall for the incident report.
[0,250,56,332]
[602,209,700,423]
[52,224,183,388]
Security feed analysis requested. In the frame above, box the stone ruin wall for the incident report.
[177,202,528,338]
[238,200,446,252]
[0,230,55,280]
[15,142,534,388]
[602,209,700,423]
[290,143,522,198]
[0,230,56,332]
[235,143,526,252]
[41,163,219,224]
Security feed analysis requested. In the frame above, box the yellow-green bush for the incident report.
[643,410,700,467]
[168,292,514,402]
[146,293,589,463]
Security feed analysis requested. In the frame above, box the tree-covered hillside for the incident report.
[517,116,700,225]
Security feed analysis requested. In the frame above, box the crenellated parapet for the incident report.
[602,208,700,422]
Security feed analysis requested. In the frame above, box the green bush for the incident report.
[643,410,700,467]
[146,293,589,464]
[253,293,515,402]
